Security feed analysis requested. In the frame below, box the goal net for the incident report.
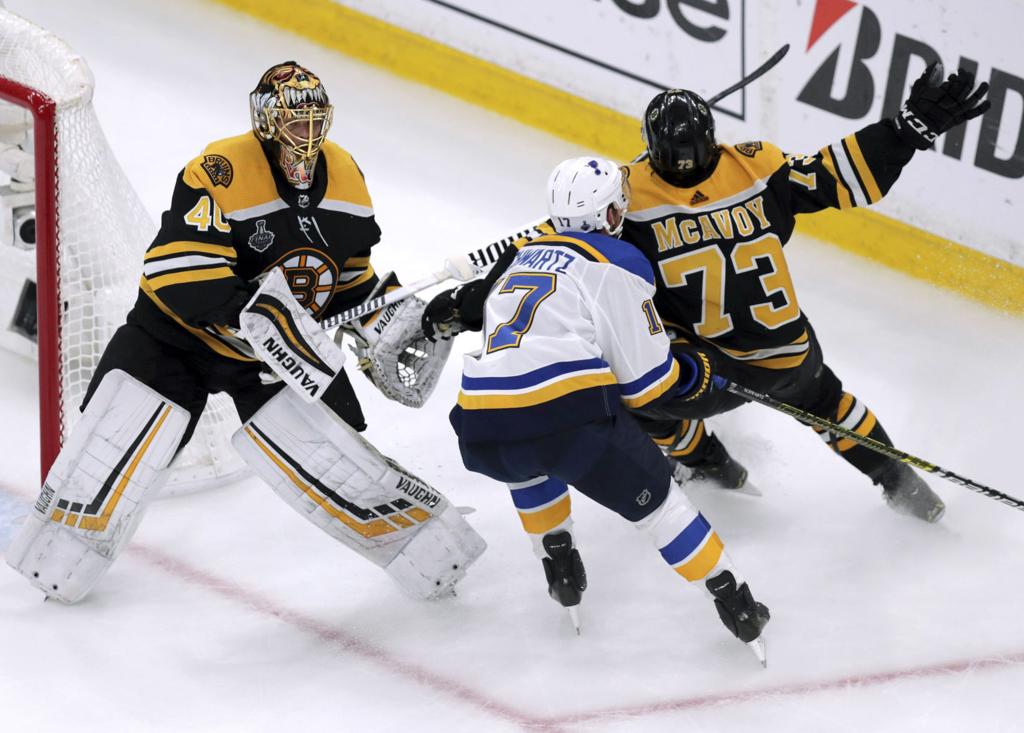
[0,8,247,491]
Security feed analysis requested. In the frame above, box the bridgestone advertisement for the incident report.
[343,0,1023,266]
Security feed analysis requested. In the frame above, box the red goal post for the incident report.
[0,9,246,490]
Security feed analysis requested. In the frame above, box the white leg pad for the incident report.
[233,389,486,599]
[6,370,189,603]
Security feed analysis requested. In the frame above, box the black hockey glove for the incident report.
[421,279,490,342]
[893,62,991,150]
[421,286,463,342]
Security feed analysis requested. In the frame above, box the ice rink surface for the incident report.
[2,1,1024,731]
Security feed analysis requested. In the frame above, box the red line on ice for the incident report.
[3,481,1024,730]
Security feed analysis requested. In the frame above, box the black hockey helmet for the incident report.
[642,89,720,187]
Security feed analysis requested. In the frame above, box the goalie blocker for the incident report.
[233,388,486,599]
[241,267,452,410]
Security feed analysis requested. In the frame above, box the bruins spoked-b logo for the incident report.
[268,248,339,317]
[248,220,275,252]
[735,141,764,158]
[202,154,234,187]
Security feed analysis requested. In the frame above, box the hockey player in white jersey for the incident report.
[450,157,770,661]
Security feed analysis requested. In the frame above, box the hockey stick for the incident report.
[319,219,549,330]
[707,43,790,106]
[714,377,1024,512]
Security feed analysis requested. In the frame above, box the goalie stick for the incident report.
[319,220,548,330]
[715,377,1024,513]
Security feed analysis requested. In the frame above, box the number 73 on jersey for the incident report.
[659,233,801,338]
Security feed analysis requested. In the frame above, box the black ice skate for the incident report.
[706,570,770,667]
[541,531,587,634]
[878,461,945,523]
[677,433,749,491]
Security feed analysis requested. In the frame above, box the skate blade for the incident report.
[567,605,581,636]
[729,481,762,497]
[456,505,477,515]
[747,636,767,668]
[689,479,762,497]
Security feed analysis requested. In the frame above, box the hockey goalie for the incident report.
[5,60,485,603]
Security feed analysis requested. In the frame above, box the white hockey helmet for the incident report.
[546,157,630,236]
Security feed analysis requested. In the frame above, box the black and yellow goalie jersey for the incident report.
[622,120,915,370]
[129,132,381,361]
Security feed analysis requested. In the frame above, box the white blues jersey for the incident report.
[451,230,686,441]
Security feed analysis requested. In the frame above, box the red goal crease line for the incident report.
[3,482,1022,731]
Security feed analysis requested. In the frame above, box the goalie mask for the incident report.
[250,61,334,189]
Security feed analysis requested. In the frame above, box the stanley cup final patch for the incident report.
[248,220,275,252]
[202,154,234,187]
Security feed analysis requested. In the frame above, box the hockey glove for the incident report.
[421,279,492,341]
[893,62,991,150]
[421,285,464,342]
[674,348,713,402]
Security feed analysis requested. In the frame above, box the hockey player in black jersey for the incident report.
[619,64,989,521]
[7,61,485,604]
[422,63,989,523]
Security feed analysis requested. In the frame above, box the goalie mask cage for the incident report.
[0,9,247,490]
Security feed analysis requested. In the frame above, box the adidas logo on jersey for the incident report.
[690,190,709,205]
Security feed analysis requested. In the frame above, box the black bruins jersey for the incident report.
[623,121,915,370]
[129,133,381,361]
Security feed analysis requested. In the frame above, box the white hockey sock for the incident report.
[634,484,741,596]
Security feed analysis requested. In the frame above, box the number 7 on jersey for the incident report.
[486,273,557,353]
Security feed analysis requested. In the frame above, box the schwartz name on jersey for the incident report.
[623,121,914,369]
[130,133,382,359]
[451,230,693,442]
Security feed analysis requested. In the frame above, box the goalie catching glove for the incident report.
[339,272,453,408]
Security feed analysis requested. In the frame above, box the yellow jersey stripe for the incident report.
[843,134,883,204]
[335,265,376,292]
[622,358,680,409]
[820,148,854,210]
[146,241,237,261]
[534,235,610,263]
[518,495,571,535]
[747,352,809,370]
[835,411,878,452]
[674,532,724,582]
[457,371,617,410]
[669,421,705,457]
[140,277,257,361]
[147,266,236,291]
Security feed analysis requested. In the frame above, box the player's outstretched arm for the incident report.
[783,63,990,217]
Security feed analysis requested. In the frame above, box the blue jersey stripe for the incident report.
[571,231,655,285]
[461,357,608,391]
[658,513,713,565]
[510,477,570,510]
[619,353,676,397]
